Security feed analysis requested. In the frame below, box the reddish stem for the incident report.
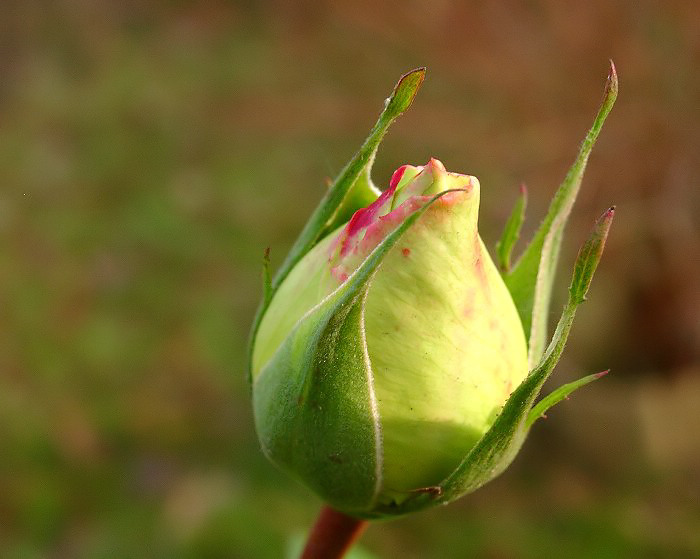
[301,506,369,559]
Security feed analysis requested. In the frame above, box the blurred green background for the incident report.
[2,1,699,557]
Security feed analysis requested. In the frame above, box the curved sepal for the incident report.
[248,68,426,381]
[376,206,614,515]
[496,184,527,273]
[262,247,272,307]
[253,190,460,515]
[504,62,618,367]
[526,370,609,428]
[274,67,426,294]
[253,288,380,512]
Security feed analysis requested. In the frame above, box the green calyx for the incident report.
[249,64,617,518]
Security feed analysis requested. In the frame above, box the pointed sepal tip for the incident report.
[605,60,618,99]
[526,369,611,428]
[384,67,426,119]
[569,206,615,304]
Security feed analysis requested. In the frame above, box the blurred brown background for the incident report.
[1,1,699,557]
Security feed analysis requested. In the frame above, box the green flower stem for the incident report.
[301,506,368,559]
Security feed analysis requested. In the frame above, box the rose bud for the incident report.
[249,65,617,519]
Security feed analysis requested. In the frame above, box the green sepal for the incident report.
[274,67,425,294]
[375,205,614,515]
[253,190,460,516]
[568,206,615,304]
[248,68,426,382]
[262,247,273,307]
[254,286,378,512]
[323,68,426,236]
[526,370,609,428]
[504,62,618,367]
[496,184,527,273]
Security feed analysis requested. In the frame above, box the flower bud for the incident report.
[249,66,616,519]
[252,158,528,516]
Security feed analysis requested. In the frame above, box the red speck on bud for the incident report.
[402,248,411,257]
